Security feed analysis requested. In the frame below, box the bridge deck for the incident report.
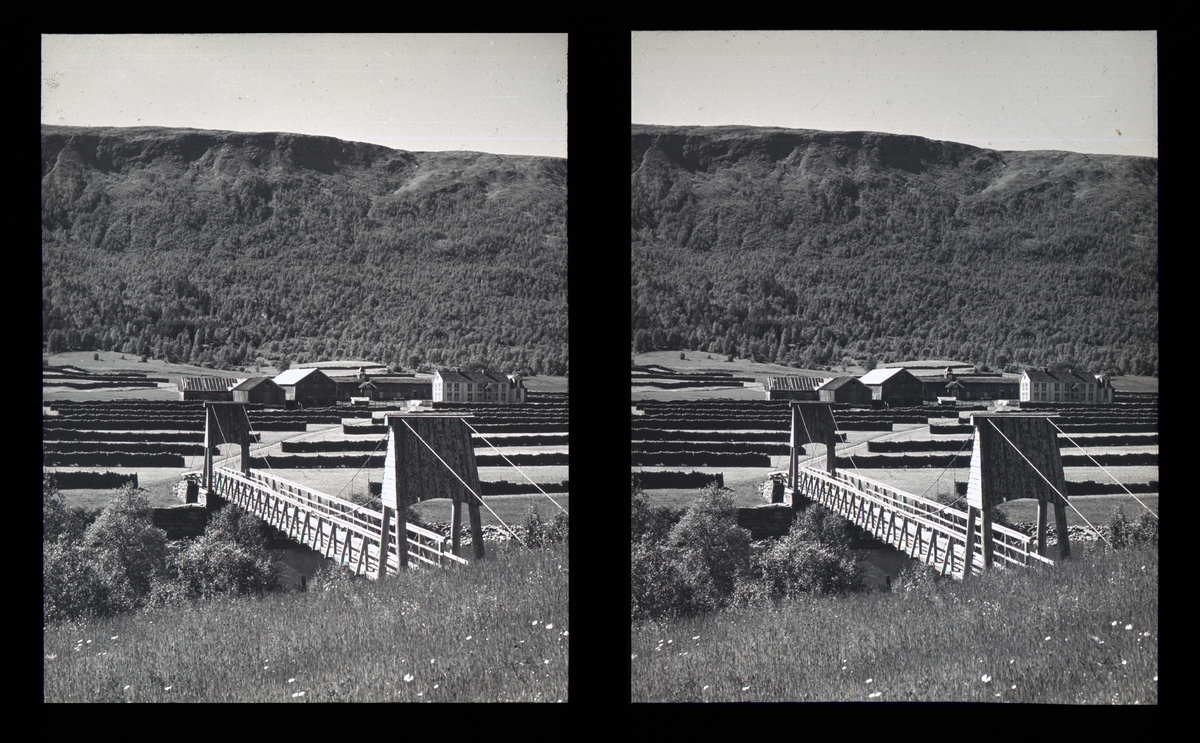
[789,465,1053,579]
[205,466,467,577]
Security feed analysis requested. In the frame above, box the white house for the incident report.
[1020,369,1114,404]
[433,370,526,403]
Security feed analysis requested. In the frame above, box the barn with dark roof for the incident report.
[858,367,924,407]
[179,376,241,401]
[765,375,831,401]
[273,368,338,407]
[232,377,286,406]
[817,376,873,405]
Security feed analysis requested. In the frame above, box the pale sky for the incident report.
[632,31,1156,158]
[42,33,568,159]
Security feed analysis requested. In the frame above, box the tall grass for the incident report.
[44,543,568,702]
[631,541,1156,703]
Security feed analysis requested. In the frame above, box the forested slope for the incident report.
[631,124,1157,375]
[42,126,567,375]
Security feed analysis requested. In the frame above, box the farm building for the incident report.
[179,376,242,401]
[331,367,434,402]
[943,375,1020,401]
[433,370,526,403]
[357,376,433,402]
[858,367,924,407]
[765,376,832,401]
[231,377,286,406]
[273,368,339,408]
[817,376,873,405]
[1020,369,1114,404]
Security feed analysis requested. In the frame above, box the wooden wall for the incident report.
[381,416,480,508]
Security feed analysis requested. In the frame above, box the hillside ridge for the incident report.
[42,125,568,375]
[630,124,1157,376]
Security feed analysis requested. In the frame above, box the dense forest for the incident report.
[631,124,1158,376]
[42,126,567,375]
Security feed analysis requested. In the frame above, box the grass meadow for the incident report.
[44,542,568,702]
[631,540,1156,703]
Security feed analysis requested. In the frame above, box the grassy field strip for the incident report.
[45,545,568,703]
[631,543,1157,703]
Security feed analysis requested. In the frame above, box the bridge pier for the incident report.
[966,413,1071,577]
[380,412,486,576]
[789,402,839,498]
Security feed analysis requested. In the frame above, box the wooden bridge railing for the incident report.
[208,467,467,576]
[794,465,1054,578]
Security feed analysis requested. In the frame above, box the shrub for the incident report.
[665,486,753,605]
[630,485,754,620]
[544,509,569,544]
[81,487,169,614]
[790,505,854,552]
[43,540,111,623]
[43,485,167,621]
[760,540,863,598]
[631,484,685,544]
[1130,511,1159,546]
[161,504,278,600]
[1107,505,1130,550]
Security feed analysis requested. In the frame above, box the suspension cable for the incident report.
[401,419,528,549]
[1048,419,1158,520]
[241,405,275,476]
[463,420,567,514]
[986,419,1108,545]
[332,432,389,501]
[919,433,975,506]
[827,407,859,472]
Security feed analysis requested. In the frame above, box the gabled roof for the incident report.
[436,370,514,385]
[817,376,867,391]
[273,368,330,386]
[1023,369,1100,385]
[859,368,910,385]
[767,375,830,391]
[231,376,281,391]
[180,376,242,392]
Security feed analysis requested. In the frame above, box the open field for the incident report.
[632,540,1156,703]
[45,542,568,703]
[43,351,569,402]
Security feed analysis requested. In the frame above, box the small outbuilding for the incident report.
[817,376,873,405]
[231,377,286,407]
[765,376,831,401]
[179,376,242,402]
[273,368,339,408]
[858,367,925,407]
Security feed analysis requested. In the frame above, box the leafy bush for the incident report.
[80,487,169,614]
[1130,511,1159,546]
[43,486,168,620]
[631,484,685,545]
[751,508,863,600]
[43,540,111,624]
[1107,505,1158,549]
[756,537,863,598]
[1107,505,1131,549]
[169,505,279,600]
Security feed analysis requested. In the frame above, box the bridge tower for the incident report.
[202,402,256,508]
[965,413,1070,578]
[788,402,839,494]
[379,413,485,578]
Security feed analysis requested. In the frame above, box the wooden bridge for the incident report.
[786,465,1053,579]
[770,402,1075,580]
[187,402,489,578]
[204,466,467,576]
